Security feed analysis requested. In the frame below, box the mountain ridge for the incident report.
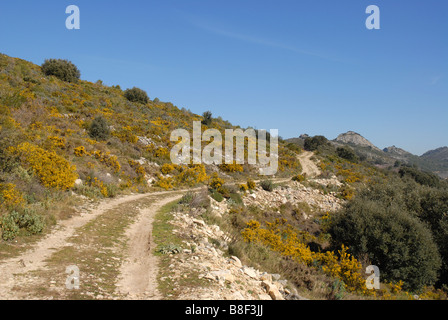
[287,131,448,178]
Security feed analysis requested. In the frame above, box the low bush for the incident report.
[0,183,25,209]
[201,111,213,126]
[0,209,45,240]
[399,166,441,188]
[0,212,19,240]
[89,116,110,141]
[329,198,442,292]
[337,146,358,163]
[179,192,194,205]
[246,179,256,190]
[260,180,274,192]
[304,136,328,151]
[210,190,224,202]
[41,59,80,83]
[292,174,306,182]
[12,142,78,191]
[124,87,149,104]
[74,146,87,157]
[15,208,45,234]
[218,163,244,173]
[190,190,211,209]
[209,173,224,190]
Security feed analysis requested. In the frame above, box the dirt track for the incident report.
[297,151,321,177]
[0,189,196,300]
[0,156,318,300]
[115,194,183,300]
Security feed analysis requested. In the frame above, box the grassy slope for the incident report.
[0,53,302,241]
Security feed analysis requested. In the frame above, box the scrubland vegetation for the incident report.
[174,135,448,300]
[0,54,301,242]
[1,54,447,300]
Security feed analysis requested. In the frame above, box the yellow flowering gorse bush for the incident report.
[0,183,25,208]
[242,218,372,295]
[12,142,78,190]
[74,146,87,157]
[92,150,121,173]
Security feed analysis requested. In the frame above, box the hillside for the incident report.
[422,147,448,161]
[1,54,448,301]
[0,53,303,240]
[287,131,448,178]
[420,147,448,178]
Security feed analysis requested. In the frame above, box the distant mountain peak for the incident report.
[334,131,381,151]
[383,145,413,156]
[422,146,448,160]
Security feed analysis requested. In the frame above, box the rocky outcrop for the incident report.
[166,209,306,300]
[162,178,345,300]
[334,131,382,152]
[242,181,342,213]
[383,145,412,157]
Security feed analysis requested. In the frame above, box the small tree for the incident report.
[304,136,328,151]
[337,146,358,163]
[260,180,274,192]
[202,111,213,126]
[124,87,149,104]
[329,198,441,292]
[41,59,80,83]
[89,116,110,141]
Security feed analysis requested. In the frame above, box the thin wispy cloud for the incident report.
[79,55,156,71]
[187,17,339,62]
[430,75,442,85]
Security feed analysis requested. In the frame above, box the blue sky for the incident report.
[0,0,447,155]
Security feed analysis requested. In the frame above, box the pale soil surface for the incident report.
[298,151,321,177]
[0,189,192,300]
[115,194,183,300]
[0,157,317,300]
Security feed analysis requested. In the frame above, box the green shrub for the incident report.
[399,166,441,188]
[0,212,20,240]
[124,87,149,104]
[304,136,328,151]
[89,116,110,141]
[211,190,224,202]
[179,192,194,205]
[41,59,80,83]
[260,180,274,192]
[201,111,213,126]
[16,208,45,234]
[0,209,45,241]
[156,244,182,255]
[229,192,243,205]
[331,279,346,300]
[336,146,358,163]
[285,142,302,153]
[418,189,448,287]
[329,198,441,292]
[105,183,118,198]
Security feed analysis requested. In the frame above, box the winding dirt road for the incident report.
[0,189,198,300]
[297,151,321,178]
[0,158,316,300]
[115,194,183,300]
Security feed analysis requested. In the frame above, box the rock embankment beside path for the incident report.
[242,180,343,214]
[166,210,307,300]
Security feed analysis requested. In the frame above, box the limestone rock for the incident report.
[229,256,242,268]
